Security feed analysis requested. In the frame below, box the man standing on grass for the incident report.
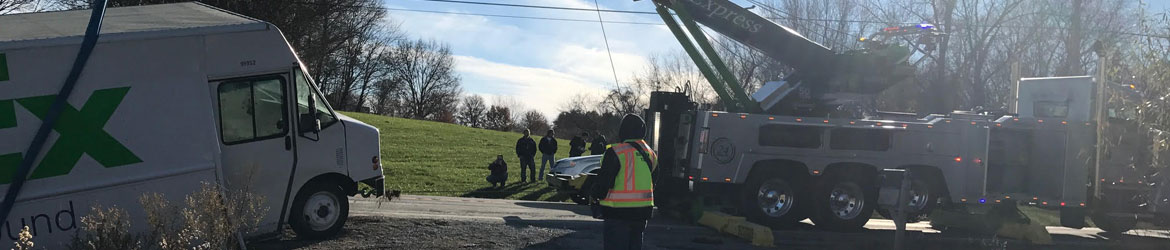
[515,129,538,182]
[538,129,558,181]
[592,114,657,250]
[590,132,608,155]
[569,132,588,157]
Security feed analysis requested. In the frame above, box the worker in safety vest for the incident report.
[591,114,657,250]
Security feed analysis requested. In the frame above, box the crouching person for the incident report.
[487,155,508,188]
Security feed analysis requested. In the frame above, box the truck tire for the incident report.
[741,173,807,227]
[290,182,350,239]
[811,173,876,231]
[876,178,937,223]
[1091,211,1136,234]
[570,194,589,205]
[1060,207,1087,229]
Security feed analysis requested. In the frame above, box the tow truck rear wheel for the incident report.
[1091,210,1136,234]
[741,172,807,227]
[811,172,876,231]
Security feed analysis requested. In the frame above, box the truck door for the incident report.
[212,73,296,233]
[291,67,347,188]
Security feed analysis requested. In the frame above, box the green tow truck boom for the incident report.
[648,0,926,116]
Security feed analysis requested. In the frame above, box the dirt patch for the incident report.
[250,216,574,249]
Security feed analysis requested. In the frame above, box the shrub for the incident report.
[69,205,140,250]
[70,182,267,250]
[13,226,34,250]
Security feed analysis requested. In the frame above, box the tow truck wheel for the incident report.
[811,173,876,231]
[876,178,936,223]
[1091,210,1136,234]
[741,173,807,227]
[290,182,350,239]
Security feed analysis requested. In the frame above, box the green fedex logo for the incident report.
[0,87,141,184]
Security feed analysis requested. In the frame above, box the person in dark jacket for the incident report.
[486,155,508,188]
[590,132,608,155]
[569,132,588,157]
[538,129,558,181]
[591,114,657,250]
[515,129,538,182]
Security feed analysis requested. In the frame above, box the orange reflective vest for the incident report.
[599,139,658,208]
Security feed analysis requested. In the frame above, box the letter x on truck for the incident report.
[0,3,385,246]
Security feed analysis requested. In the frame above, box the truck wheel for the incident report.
[290,182,349,239]
[741,173,807,227]
[1091,210,1136,234]
[811,173,876,231]
[1060,207,1087,229]
[570,194,589,205]
[876,179,936,223]
[581,177,602,205]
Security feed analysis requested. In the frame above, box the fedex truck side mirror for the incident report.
[300,114,321,134]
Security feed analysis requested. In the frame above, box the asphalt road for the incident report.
[347,195,1170,249]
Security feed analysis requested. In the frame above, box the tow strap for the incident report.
[0,0,109,225]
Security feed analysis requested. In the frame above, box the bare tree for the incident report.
[483,105,514,132]
[457,95,487,128]
[599,87,644,115]
[558,93,598,113]
[390,38,462,120]
[0,0,40,14]
[519,110,550,135]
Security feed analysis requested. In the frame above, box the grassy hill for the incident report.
[342,112,576,201]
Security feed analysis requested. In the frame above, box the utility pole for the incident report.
[1009,61,1020,113]
[1093,49,1108,198]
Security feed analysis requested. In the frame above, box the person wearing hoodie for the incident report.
[589,132,608,155]
[569,132,588,157]
[538,129,558,181]
[591,114,657,250]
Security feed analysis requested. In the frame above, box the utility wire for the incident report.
[414,0,658,15]
[382,6,663,25]
[594,0,622,87]
[316,1,1170,39]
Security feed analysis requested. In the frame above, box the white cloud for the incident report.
[455,55,608,118]
[383,0,685,118]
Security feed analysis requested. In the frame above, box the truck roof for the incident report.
[0,2,264,44]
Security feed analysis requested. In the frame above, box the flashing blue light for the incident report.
[979,198,986,204]
[918,23,935,30]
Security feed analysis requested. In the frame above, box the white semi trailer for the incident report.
[0,3,384,246]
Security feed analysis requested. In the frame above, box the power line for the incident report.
[382,6,663,25]
[311,1,1170,39]
[413,0,658,15]
[593,0,623,87]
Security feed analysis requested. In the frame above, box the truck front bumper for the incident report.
[359,176,386,197]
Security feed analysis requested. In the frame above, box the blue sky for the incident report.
[382,0,707,117]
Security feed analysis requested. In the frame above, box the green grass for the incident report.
[342,112,577,202]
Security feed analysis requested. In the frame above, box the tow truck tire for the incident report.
[811,172,876,231]
[741,173,807,227]
[1091,211,1136,234]
[290,182,350,239]
[876,178,937,223]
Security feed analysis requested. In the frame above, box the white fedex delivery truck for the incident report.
[0,2,384,246]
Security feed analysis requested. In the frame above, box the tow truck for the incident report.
[637,0,1168,232]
